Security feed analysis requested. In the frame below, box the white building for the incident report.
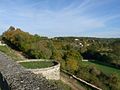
[75,38,79,41]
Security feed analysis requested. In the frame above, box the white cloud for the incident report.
[0,0,120,37]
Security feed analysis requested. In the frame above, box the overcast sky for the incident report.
[0,0,120,37]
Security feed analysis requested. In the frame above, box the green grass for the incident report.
[81,61,120,77]
[0,46,23,61]
[20,61,55,69]
[0,45,10,53]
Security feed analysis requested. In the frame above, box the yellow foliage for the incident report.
[66,59,79,72]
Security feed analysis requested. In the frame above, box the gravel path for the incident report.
[0,52,61,90]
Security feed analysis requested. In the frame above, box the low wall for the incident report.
[0,52,61,90]
[17,59,60,80]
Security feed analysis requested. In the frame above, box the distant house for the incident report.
[86,44,90,46]
[75,38,79,41]
[79,42,83,47]
[82,59,88,61]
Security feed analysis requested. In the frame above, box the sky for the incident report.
[0,0,120,38]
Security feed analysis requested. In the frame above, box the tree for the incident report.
[64,49,82,61]
[111,40,120,57]
[51,50,63,61]
[63,49,82,73]
[66,59,79,73]
[108,74,120,90]
[2,26,52,59]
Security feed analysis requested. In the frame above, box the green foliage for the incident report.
[62,49,82,73]
[81,61,120,77]
[2,26,52,59]
[76,61,120,89]
[82,48,120,68]
[111,40,120,56]
[82,50,101,60]
[64,49,82,61]
[110,40,120,64]
[66,59,79,73]
[107,74,120,90]
[51,50,63,61]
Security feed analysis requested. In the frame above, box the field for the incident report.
[20,61,55,69]
[81,60,120,77]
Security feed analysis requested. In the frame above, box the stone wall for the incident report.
[17,59,60,80]
[0,72,10,90]
[0,52,61,90]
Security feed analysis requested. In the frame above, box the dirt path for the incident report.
[60,72,86,90]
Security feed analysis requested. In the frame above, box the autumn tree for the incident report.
[63,49,82,73]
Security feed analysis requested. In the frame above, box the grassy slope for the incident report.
[0,45,23,61]
[81,61,120,77]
